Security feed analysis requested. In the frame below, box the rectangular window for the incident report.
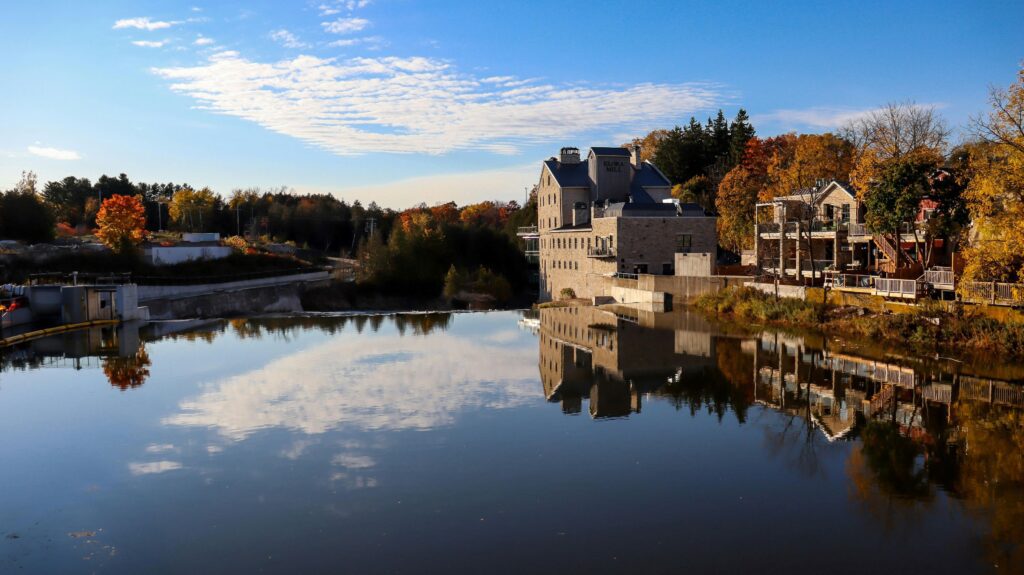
[634,263,648,275]
[662,263,673,275]
[841,204,850,222]
[676,234,692,252]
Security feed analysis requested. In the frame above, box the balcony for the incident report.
[587,246,616,258]
[516,225,538,237]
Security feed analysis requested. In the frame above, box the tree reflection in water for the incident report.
[536,306,1024,571]
[103,345,152,391]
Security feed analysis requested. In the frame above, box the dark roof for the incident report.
[602,202,678,217]
[543,159,591,188]
[589,146,631,157]
[633,163,670,188]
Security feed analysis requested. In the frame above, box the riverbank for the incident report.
[695,286,1024,358]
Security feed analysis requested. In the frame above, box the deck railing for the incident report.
[829,273,875,289]
[874,278,919,298]
[920,268,955,287]
[587,246,616,258]
[516,225,538,236]
[960,281,1024,306]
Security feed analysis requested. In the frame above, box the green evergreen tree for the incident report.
[729,109,756,166]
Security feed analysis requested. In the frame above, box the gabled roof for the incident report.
[543,159,590,188]
[772,180,858,205]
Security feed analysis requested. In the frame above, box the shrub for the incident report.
[560,287,577,300]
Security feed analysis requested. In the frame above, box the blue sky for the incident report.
[2,0,1021,208]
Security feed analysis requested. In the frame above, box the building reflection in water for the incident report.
[536,305,1024,570]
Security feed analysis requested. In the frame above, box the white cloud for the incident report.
[322,17,369,34]
[129,461,183,475]
[327,35,386,49]
[153,51,721,156]
[318,4,341,16]
[113,17,177,31]
[269,29,309,49]
[163,328,540,441]
[195,35,215,46]
[27,145,81,160]
[132,39,168,48]
[332,453,376,469]
[144,443,176,453]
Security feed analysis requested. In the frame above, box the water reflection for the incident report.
[162,313,536,439]
[537,305,1024,571]
[1,310,1021,573]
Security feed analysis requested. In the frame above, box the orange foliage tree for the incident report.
[95,194,147,253]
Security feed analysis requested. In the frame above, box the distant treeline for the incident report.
[0,170,538,301]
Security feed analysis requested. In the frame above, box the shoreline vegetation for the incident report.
[695,286,1024,358]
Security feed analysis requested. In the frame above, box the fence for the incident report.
[960,281,1024,306]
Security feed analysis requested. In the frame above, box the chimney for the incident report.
[560,146,580,164]
[572,201,590,227]
[631,144,642,168]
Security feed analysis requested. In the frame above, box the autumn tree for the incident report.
[843,101,949,192]
[169,186,217,232]
[672,175,714,212]
[764,133,856,198]
[95,194,147,253]
[715,138,772,252]
[961,66,1024,283]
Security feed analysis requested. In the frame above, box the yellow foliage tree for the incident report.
[95,194,147,253]
[962,66,1024,283]
[765,133,856,197]
[169,186,217,232]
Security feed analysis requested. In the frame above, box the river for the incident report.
[1,308,1021,574]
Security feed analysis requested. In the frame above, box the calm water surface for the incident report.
[1,309,1022,574]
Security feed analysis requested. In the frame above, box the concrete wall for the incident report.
[640,274,750,304]
[745,282,808,299]
[675,252,714,277]
[136,271,329,302]
[145,283,305,320]
[146,245,233,266]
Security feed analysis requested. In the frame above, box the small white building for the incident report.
[143,233,233,266]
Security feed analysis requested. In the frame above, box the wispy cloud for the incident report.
[27,145,81,160]
[129,461,183,475]
[153,51,722,156]
[132,39,168,48]
[319,0,371,15]
[326,35,386,49]
[270,29,309,49]
[195,35,214,46]
[113,17,178,31]
[322,17,369,34]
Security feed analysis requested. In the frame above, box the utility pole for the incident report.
[365,217,377,238]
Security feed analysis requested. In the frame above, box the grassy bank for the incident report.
[695,287,1024,358]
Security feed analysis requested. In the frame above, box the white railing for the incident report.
[961,281,1024,306]
[920,269,954,287]
[587,246,616,258]
[516,225,538,236]
[875,278,919,298]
